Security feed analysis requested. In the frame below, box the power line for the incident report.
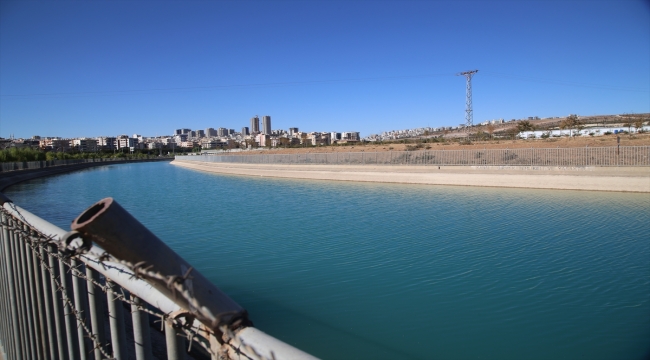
[2,70,646,100]
[481,71,649,92]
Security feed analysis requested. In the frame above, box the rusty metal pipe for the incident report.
[71,197,247,329]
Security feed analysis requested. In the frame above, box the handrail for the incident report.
[0,192,318,360]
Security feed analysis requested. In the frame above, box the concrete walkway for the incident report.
[172,160,650,193]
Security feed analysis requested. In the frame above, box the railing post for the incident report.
[15,223,36,359]
[23,224,46,360]
[106,280,128,360]
[86,266,107,360]
[165,319,186,360]
[71,258,90,360]
[59,257,81,360]
[1,214,22,359]
[29,234,49,359]
[39,245,58,359]
[49,244,68,360]
[0,226,11,359]
[131,295,153,360]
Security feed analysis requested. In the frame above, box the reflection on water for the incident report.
[5,162,650,360]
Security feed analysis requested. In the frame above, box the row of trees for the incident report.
[0,147,178,163]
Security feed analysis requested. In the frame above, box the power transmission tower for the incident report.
[457,70,479,131]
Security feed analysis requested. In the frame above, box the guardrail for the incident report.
[178,146,650,167]
[0,157,172,173]
[0,193,317,360]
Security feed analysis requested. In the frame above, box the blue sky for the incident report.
[1,0,648,139]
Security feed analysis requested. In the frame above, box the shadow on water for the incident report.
[235,292,431,360]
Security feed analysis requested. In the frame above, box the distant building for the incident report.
[205,128,217,137]
[196,129,205,138]
[174,129,183,135]
[251,116,260,133]
[218,127,228,137]
[228,129,235,136]
[40,139,71,151]
[262,115,271,135]
[180,141,197,148]
[147,141,163,150]
[173,134,188,143]
[181,128,191,135]
[201,140,221,149]
[97,137,117,150]
[341,132,360,142]
[72,138,98,152]
[289,127,299,136]
[256,133,270,147]
[242,127,250,136]
[117,135,139,149]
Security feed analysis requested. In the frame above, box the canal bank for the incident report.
[0,158,172,191]
[171,160,650,193]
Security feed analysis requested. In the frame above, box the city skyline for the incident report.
[1,0,648,139]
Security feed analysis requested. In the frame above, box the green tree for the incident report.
[622,118,634,134]
[517,120,535,132]
[486,123,495,140]
[560,115,582,138]
[634,118,646,133]
[505,127,519,140]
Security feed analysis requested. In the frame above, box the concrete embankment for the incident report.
[171,160,650,193]
[0,158,172,191]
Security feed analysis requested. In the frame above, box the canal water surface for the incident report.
[5,162,650,359]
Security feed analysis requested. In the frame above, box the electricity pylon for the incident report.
[457,70,478,131]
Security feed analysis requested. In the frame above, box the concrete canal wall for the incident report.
[0,158,172,191]
[171,160,650,193]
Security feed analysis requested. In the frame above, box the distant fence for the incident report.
[0,156,168,173]
[178,146,650,167]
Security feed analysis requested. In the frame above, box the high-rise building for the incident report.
[228,129,235,136]
[97,136,117,150]
[250,116,260,133]
[262,115,271,135]
[242,127,250,136]
[206,128,217,137]
[174,129,182,135]
[289,128,299,136]
[181,128,191,135]
[218,127,228,137]
[72,138,98,152]
[196,129,205,138]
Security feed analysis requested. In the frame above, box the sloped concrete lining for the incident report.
[0,158,172,191]
[171,160,650,193]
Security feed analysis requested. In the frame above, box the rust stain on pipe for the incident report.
[71,197,249,330]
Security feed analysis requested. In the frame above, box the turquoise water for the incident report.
[5,162,650,360]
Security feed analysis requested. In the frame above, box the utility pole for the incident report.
[457,70,479,132]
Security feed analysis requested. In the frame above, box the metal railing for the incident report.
[178,146,650,167]
[0,193,317,360]
[0,157,170,173]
